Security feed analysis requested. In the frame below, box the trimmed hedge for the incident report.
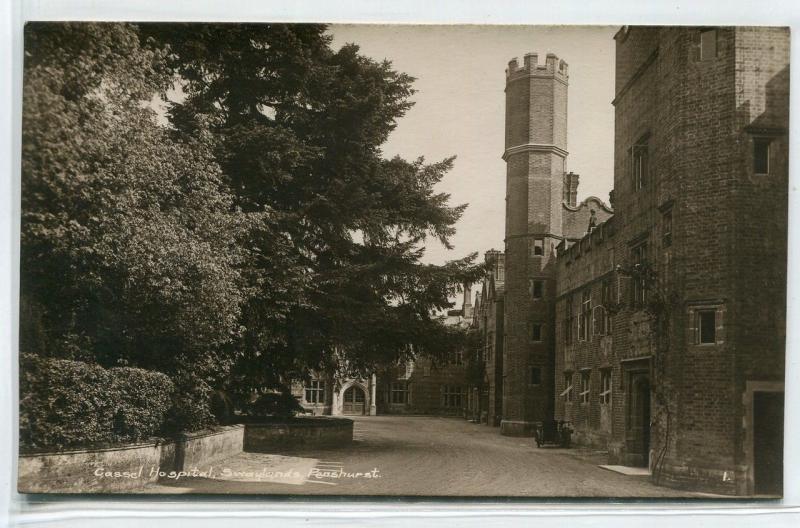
[20,354,175,450]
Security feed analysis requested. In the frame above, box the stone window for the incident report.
[304,380,325,404]
[600,370,612,404]
[700,28,718,60]
[564,295,575,345]
[580,370,591,404]
[530,323,543,343]
[632,139,649,191]
[631,241,648,307]
[698,309,717,344]
[754,138,771,175]
[531,279,544,300]
[601,278,610,303]
[565,296,574,345]
[579,289,591,341]
[390,381,409,404]
[533,238,544,256]
[601,278,613,333]
[530,367,541,386]
[662,210,673,247]
[450,348,465,366]
[442,385,464,408]
[592,305,607,336]
[561,373,573,402]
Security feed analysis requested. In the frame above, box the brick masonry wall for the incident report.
[548,26,790,494]
[549,27,788,494]
[661,26,742,491]
[730,27,788,495]
[609,25,676,472]
[502,53,569,436]
[475,251,506,427]
[377,358,469,416]
[555,221,617,449]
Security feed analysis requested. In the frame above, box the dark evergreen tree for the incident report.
[142,24,482,392]
[21,23,482,418]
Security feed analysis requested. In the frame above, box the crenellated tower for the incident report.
[501,52,568,435]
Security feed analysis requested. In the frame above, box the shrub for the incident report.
[163,367,216,434]
[109,366,174,442]
[245,392,304,419]
[19,354,175,450]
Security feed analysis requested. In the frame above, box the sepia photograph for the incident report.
[16,22,788,499]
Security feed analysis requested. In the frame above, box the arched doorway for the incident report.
[342,385,366,415]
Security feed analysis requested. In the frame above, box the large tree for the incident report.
[21,22,481,419]
[142,24,483,391]
[21,23,253,428]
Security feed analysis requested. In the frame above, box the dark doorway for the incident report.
[343,386,366,415]
[753,391,784,495]
[626,372,651,467]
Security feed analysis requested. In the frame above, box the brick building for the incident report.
[374,300,471,417]
[294,25,787,497]
[545,26,787,495]
[470,250,506,426]
[469,26,788,495]
[291,288,472,418]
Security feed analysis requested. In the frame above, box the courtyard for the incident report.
[146,416,710,498]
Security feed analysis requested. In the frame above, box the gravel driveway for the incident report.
[146,415,710,498]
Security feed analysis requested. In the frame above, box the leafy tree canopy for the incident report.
[22,22,483,404]
[22,23,249,377]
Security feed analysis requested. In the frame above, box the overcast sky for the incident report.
[328,25,617,300]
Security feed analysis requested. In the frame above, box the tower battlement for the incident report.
[506,52,569,81]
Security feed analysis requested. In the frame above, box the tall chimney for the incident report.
[563,172,580,207]
[462,282,473,319]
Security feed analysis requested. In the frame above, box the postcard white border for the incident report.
[2,1,800,527]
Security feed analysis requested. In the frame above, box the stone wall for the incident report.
[177,425,245,470]
[244,418,353,451]
[18,425,244,493]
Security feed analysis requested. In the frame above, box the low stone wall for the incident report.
[244,417,353,451]
[177,425,245,469]
[18,440,176,493]
[18,419,352,492]
[18,425,244,494]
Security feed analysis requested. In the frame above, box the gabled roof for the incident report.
[562,195,613,214]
